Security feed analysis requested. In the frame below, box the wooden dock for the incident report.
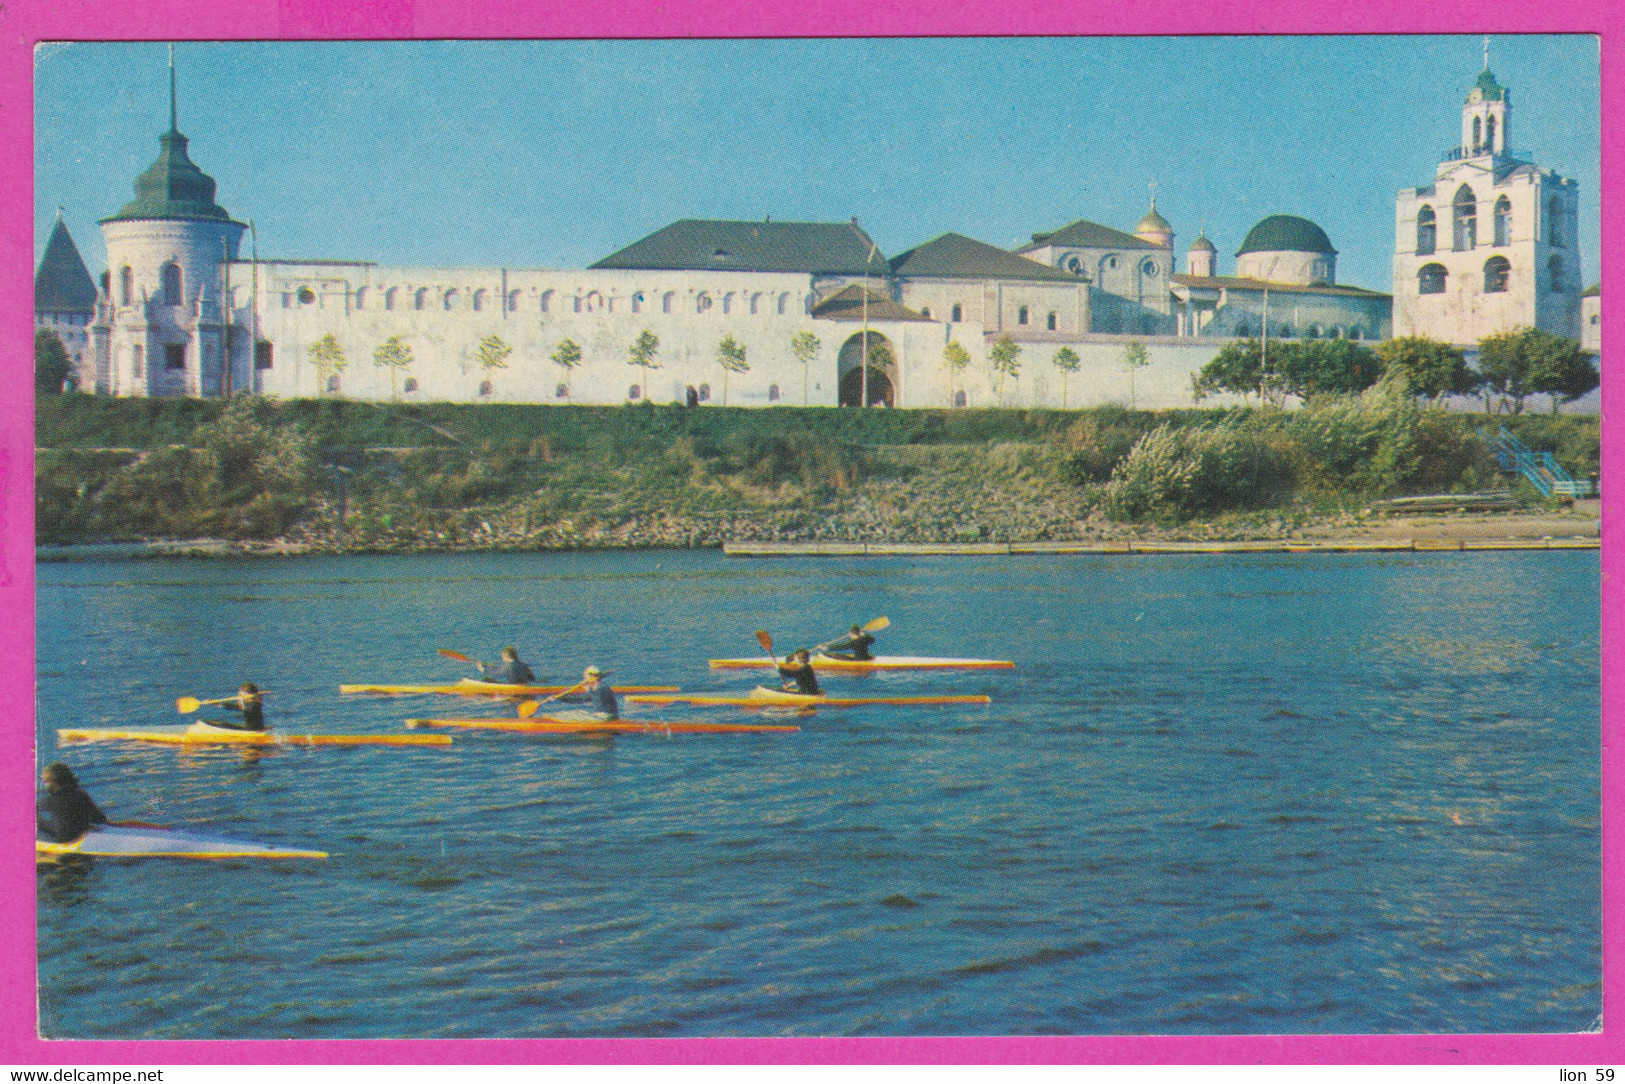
[723,538,1599,557]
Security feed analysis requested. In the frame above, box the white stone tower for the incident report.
[1392,48,1582,346]
[93,47,246,397]
[1186,230,1216,278]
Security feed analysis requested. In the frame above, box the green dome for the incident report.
[1236,215,1336,256]
[100,128,235,224]
[1470,67,1506,102]
[1188,232,1216,253]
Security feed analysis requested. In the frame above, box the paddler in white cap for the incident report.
[552,665,619,722]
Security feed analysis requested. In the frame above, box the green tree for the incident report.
[371,336,413,400]
[1274,339,1382,399]
[35,329,70,395]
[627,329,660,400]
[988,335,1022,407]
[716,334,750,406]
[310,333,348,395]
[1193,339,1263,402]
[790,331,821,406]
[1374,336,1477,403]
[475,334,513,394]
[943,340,972,407]
[1122,340,1150,409]
[1051,346,1082,409]
[550,338,583,401]
[1476,327,1591,414]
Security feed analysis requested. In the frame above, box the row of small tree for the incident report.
[939,335,1132,410]
[305,329,831,405]
[1192,327,1597,414]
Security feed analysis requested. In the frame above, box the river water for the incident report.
[35,550,1600,1038]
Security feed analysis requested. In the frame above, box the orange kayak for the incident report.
[405,716,799,734]
[626,688,991,708]
[59,726,452,747]
[708,655,1014,672]
[340,678,679,695]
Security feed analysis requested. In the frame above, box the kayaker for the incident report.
[778,649,822,695]
[824,624,876,661]
[203,683,268,732]
[475,647,537,686]
[36,763,108,843]
[555,665,619,721]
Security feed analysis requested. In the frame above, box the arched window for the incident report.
[768,384,780,402]
[555,383,569,399]
[777,293,789,315]
[1017,305,1029,325]
[697,383,711,403]
[479,380,493,397]
[585,291,603,312]
[1493,197,1512,247]
[403,377,419,394]
[1484,256,1512,293]
[920,307,931,319]
[327,374,341,393]
[1416,206,1437,255]
[1485,115,1497,149]
[1063,255,1083,274]
[414,288,428,311]
[131,345,144,378]
[1418,264,1448,295]
[1548,197,1563,247]
[161,262,183,306]
[696,293,712,314]
[1548,255,1564,292]
[951,303,963,322]
[1472,116,1482,149]
[539,290,553,314]
[750,293,761,315]
[631,293,643,314]
[120,266,134,306]
[384,287,398,311]
[953,390,967,408]
[444,289,461,311]
[1453,185,1477,251]
[661,292,674,314]
[572,295,583,314]
[628,384,641,400]
[472,289,486,312]
[1047,312,1057,331]
[1141,260,1158,279]
[355,287,368,310]
[722,293,734,315]
[507,290,521,313]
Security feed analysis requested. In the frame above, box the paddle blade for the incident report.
[175,696,202,714]
[438,649,474,663]
[754,630,774,656]
[517,700,541,718]
[863,616,891,633]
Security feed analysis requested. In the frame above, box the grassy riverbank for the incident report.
[35,392,1600,550]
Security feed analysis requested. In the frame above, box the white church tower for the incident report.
[1393,43,1582,346]
[91,47,246,397]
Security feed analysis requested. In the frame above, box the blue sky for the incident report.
[34,36,1600,294]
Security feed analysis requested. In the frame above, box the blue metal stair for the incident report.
[1479,425,1594,498]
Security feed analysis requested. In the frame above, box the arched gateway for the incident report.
[836,331,896,407]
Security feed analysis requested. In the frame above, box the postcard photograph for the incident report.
[30,35,1602,1043]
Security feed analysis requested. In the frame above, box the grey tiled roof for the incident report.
[1171,273,1388,299]
[1019,219,1160,252]
[591,219,885,275]
[35,218,98,312]
[890,233,1083,282]
[812,284,933,322]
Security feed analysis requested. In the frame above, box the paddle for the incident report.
[516,678,590,720]
[814,615,890,653]
[438,649,475,664]
[755,629,781,668]
[176,694,261,714]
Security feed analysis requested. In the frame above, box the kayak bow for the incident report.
[38,823,327,861]
[340,678,680,695]
[626,687,992,708]
[405,716,799,734]
[707,655,1014,672]
[58,725,452,747]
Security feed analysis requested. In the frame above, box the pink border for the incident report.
[4,0,1617,1066]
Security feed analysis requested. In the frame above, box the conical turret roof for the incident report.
[35,215,99,311]
[101,126,235,223]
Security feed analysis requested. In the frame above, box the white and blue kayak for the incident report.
[37,823,328,862]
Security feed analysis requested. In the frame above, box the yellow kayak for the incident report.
[405,716,799,734]
[626,687,992,708]
[708,654,1014,672]
[59,724,452,747]
[340,678,679,695]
